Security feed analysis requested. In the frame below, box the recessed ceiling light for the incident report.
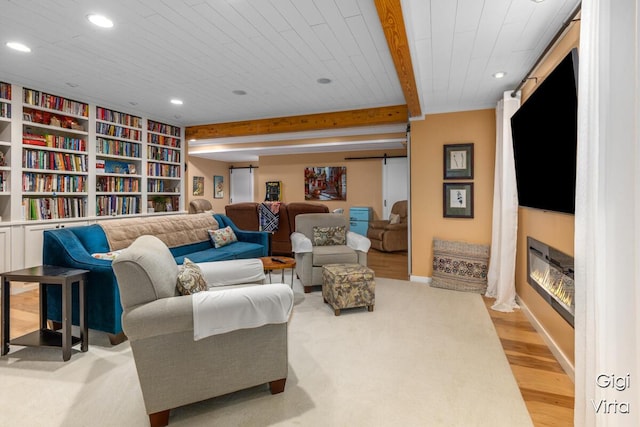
[531,0,545,3]
[170,99,183,105]
[87,14,114,28]
[6,42,31,52]
[493,71,507,79]
[189,139,196,142]
[129,101,138,106]
[66,82,79,88]
[317,78,332,84]
[232,90,247,95]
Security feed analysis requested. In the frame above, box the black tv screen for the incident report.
[510,48,578,214]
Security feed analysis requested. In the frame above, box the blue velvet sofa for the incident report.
[42,213,268,340]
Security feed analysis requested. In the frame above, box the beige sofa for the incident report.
[112,235,293,426]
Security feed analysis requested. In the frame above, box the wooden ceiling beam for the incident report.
[374,0,422,118]
[186,105,408,140]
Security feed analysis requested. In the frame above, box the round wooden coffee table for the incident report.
[260,256,296,286]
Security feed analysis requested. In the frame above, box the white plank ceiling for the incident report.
[0,0,581,161]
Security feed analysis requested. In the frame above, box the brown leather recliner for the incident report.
[367,200,408,252]
[224,202,329,255]
[223,202,260,230]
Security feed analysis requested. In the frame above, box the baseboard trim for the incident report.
[410,275,431,284]
[516,295,575,382]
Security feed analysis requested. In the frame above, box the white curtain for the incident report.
[485,91,520,312]
[574,1,640,426]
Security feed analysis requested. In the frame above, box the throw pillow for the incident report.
[389,213,401,224]
[176,258,207,295]
[313,226,346,246]
[208,226,238,248]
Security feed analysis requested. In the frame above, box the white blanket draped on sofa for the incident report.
[192,284,294,340]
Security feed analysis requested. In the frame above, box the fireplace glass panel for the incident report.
[527,237,575,327]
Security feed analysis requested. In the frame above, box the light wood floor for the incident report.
[4,251,574,426]
[367,248,575,427]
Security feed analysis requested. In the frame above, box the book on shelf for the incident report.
[23,134,47,146]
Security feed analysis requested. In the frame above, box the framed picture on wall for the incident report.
[443,182,474,218]
[193,176,204,196]
[213,175,224,199]
[444,143,474,179]
[304,166,347,201]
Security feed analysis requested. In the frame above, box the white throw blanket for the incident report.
[192,284,294,340]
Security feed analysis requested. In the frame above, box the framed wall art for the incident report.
[444,143,474,179]
[304,166,346,201]
[443,182,474,218]
[193,176,204,196]
[213,175,224,199]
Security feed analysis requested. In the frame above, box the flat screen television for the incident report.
[510,48,578,214]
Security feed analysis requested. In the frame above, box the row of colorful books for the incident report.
[147,145,180,163]
[96,137,141,158]
[22,172,86,193]
[0,170,7,192]
[23,133,86,151]
[148,133,181,147]
[23,88,88,117]
[23,149,88,172]
[0,82,11,100]
[22,196,87,220]
[0,101,10,119]
[147,163,180,178]
[96,176,140,192]
[148,120,181,137]
[96,195,140,216]
[96,122,142,141]
[147,179,180,193]
[96,107,142,128]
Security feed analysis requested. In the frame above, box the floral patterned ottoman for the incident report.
[322,264,375,316]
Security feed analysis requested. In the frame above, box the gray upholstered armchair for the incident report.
[291,213,371,293]
[112,235,292,427]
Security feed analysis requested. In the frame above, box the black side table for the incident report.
[1,265,89,361]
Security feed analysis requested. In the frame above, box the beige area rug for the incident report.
[0,276,533,427]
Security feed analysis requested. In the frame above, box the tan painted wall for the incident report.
[409,109,496,277]
[186,156,230,213]
[258,149,406,220]
[188,149,406,221]
[512,21,580,366]
[516,209,575,364]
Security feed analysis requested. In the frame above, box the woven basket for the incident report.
[431,238,490,293]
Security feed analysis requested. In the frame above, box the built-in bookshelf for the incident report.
[0,82,12,222]
[95,106,143,216]
[147,119,181,212]
[0,82,185,271]
[0,83,184,224]
[21,88,89,220]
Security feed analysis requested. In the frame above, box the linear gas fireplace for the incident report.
[527,237,575,327]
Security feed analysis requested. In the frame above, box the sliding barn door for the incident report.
[229,168,254,203]
[382,157,408,218]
